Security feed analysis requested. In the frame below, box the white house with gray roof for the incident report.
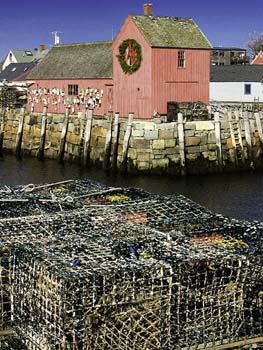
[1,45,48,71]
[210,65,263,103]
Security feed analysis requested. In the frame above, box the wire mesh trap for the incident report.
[0,179,108,218]
[3,234,252,350]
[0,180,261,349]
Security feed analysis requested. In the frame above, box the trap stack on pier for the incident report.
[0,181,262,349]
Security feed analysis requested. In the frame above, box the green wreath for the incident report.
[117,39,142,74]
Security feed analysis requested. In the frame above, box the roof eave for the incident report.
[27,76,113,80]
[131,15,212,50]
[193,21,213,49]
[151,45,211,50]
[130,15,153,48]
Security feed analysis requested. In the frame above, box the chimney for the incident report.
[39,44,45,52]
[144,3,153,16]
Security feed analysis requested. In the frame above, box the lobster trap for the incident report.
[4,234,252,350]
[0,180,261,349]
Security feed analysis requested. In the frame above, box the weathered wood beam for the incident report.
[111,112,120,173]
[205,336,263,350]
[83,109,93,166]
[121,112,133,173]
[58,107,70,162]
[103,111,113,171]
[0,329,14,336]
[178,112,186,176]
[37,106,48,160]
[214,112,223,171]
[15,107,25,158]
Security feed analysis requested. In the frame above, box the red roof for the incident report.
[252,51,263,64]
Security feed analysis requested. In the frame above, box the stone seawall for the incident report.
[0,108,263,175]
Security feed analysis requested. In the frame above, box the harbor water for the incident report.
[0,154,263,222]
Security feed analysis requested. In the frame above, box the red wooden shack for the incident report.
[26,41,113,115]
[27,4,211,118]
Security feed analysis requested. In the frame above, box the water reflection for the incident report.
[0,154,262,221]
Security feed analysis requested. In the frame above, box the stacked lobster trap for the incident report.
[0,180,262,349]
[0,179,109,218]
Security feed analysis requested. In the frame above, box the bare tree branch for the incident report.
[247,31,263,58]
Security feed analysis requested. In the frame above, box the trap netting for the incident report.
[0,246,12,334]
[0,179,110,218]
[5,233,251,350]
[0,181,261,349]
[0,336,29,350]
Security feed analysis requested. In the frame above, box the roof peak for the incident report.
[130,15,211,49]
[55,40,113,48]
[11,49,34,52]
[131,14,192,20]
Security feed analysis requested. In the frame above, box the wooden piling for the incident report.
[83,109,93,166]
[58,107,70,162]
[103,112,113,171]
[111,112,120,172]
[255,111,263,146]
[37,106,48,160]
[243,110,253,168]
[121,112,133,173]
[178,113,186,176]
[214,112,223,171]
[0,108,5,157]
[15,107,25,158]
[78,110,86,162]
[249,113,256,134]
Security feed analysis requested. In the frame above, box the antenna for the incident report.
[51,31,62,46]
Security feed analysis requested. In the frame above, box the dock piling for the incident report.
[255,111,263,149]
[243,111,253,168]
[178,112,186,176]
[111,112,120,172]
[15,107,25,158]
[121,112,133,173]
[214,112,223,171]
[83,109,93,166]
[58,107,70,162]
[103,112,113,171]
[37,106,48,160]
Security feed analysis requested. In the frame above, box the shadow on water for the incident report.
[0,154,263,221]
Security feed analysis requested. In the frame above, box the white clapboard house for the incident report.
[210,65,263,103]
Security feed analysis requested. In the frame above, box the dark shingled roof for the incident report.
[212,47,246,51]
[0,62,37,81]
[27,41,113,80]
[132,15,212,49]
[211,65,263,82]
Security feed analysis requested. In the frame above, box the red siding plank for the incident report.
[27,79,113,115]
[152,48,210,115]
[112,16,152,119]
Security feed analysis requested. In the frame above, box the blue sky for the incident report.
[0,0,262,59]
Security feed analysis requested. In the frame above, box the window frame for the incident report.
[68,84,79,96]
[244,83,251,95]
[178,50,185,68]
